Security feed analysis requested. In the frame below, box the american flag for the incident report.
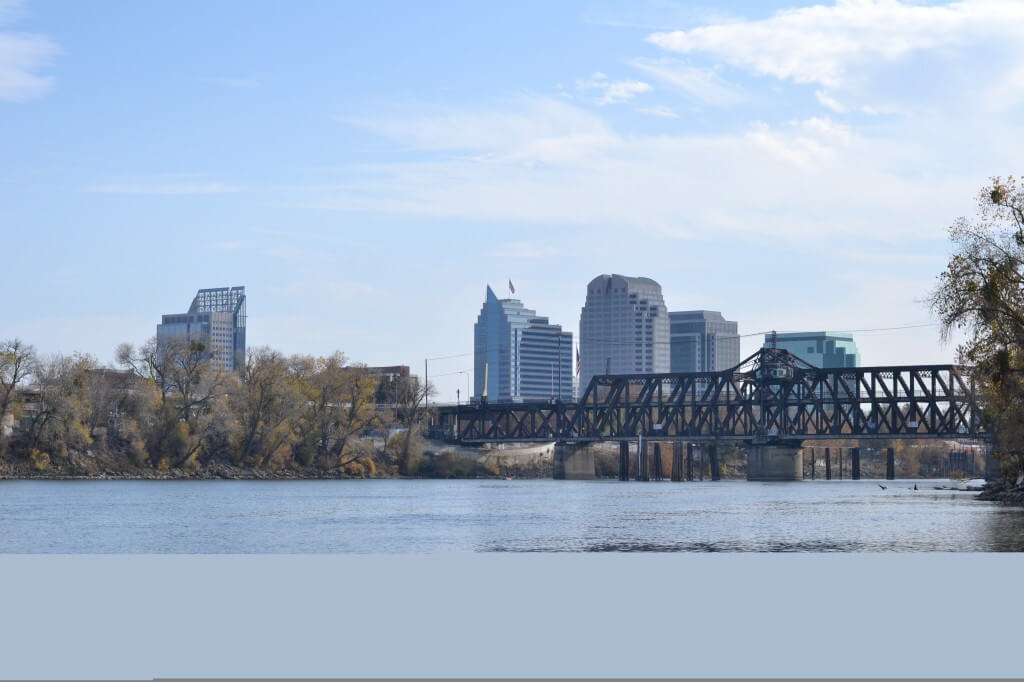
[508,279,515,295]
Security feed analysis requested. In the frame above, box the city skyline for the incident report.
[4,0,1014,402]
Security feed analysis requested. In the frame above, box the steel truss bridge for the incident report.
[436,349,987,445]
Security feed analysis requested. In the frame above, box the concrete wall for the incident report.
[553,444,595,480]
[747,445,803,482]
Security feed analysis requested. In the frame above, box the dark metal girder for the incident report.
[440,351,989,445]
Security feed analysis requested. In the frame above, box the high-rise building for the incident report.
[765,331,860,368]
[670,310,740,373]
[474,286,572,402]
[579,274,669,390]
[157,286,246,371]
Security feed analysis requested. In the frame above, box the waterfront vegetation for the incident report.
[0,337,505,478]
[932,176,1024,485]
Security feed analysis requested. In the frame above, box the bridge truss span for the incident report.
[438,349,986,444]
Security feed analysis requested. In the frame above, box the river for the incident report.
[1,478,1022,552]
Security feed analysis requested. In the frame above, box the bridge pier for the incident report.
[637,438,648,481]
[618,442,629,481]
[825,447,832,480]
[709,445,721,481]
[686,444,694,481]
[671,443,683,482]
[552,443,595,480]
[886,447,895,480]
[852,447,861,480]
[653,443,663,481]
[747,442,804,481]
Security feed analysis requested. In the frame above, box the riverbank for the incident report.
[977,482,1024,505]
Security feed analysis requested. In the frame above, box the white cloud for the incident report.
[630,58,741,106]
[0,1,60,102]
[647,0,1024,89]
[815,90,845,113]
[309,96,975,247]
[635,104,679,119]
[86,180,244,195]
[576,72,652,105]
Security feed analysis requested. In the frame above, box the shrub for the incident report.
[29,449,50,472]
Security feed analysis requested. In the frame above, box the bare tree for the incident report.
[391,375,435,475]
[0,339,36,424]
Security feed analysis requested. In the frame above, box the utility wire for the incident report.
[576,322,941,347]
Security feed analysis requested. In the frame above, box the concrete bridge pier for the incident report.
[852,447,861,480]
[747,442,804,481]
[552,443,595,480]
[618,442,629,481]
[886,447,895,480]
[653,443,663,481]
[686,444,694,481]
[709,445,721,481]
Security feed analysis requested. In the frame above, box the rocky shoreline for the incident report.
[0,462,528,481]
[976,483,1024,505]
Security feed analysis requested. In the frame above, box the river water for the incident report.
[1,478,1022,553]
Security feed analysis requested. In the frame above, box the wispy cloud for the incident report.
[86,180,244,195]
[630,57,741,106]
[340,95,618,163]
[635,104,679,119]
[305,95,970,245]
[0,0,60,102]
[575,72,652,105]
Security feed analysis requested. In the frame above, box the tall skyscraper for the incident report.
[157,286,247,371]
[578,274,669,391]
[765,331,860,368]
[474,286,573,402]
[669,310,740,373]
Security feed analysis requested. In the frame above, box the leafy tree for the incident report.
[931,176,1024,482]
[290,353,382,470]
[231,347,299,467]
[19,354,95,466]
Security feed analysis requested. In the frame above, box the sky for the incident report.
[2,0,1022,401]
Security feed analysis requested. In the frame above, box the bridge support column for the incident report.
[825,447,832,480]
[637,438,648,481]
[747,442,804,482]
[809,448,815,480]
[686,444,694,481]
[671,443,683,482]
[552,443,595,481]
[653,444,663,481]
[886,447,895,480]
[710,445,721,481]
[852,448,861,480]
[618,442,629,481]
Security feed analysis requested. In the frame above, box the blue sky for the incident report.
[3,0,1022,400]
